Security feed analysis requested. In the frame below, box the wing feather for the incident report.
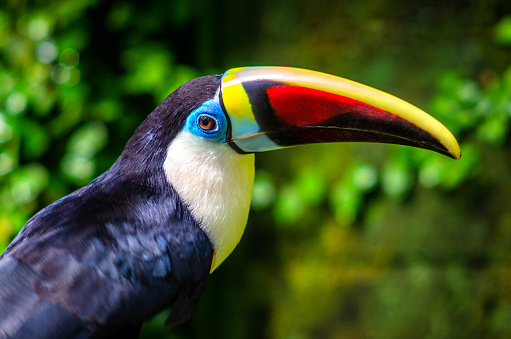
[0,175,213,338]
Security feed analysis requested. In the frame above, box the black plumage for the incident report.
[0,75,222,338]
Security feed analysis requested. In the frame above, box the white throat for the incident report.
[163,131,255,271]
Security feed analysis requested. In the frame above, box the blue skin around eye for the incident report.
[184,99,227,142]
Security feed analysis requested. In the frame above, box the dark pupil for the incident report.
[199,115,216,131]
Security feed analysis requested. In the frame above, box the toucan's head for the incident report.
[133,67,460,271]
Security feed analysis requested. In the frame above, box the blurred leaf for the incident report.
[121,46,174,96]
[19,119,50,159]
[295,168,326,205]
[274,185,305,226]
[10,163,49,205]
[381,157,412,199]
[66,121,108,159]
[251,170,276,210]
[494,16,511,46]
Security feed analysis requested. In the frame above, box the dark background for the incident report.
[2,0,511,338]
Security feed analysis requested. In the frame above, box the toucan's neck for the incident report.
[163,130,255,271]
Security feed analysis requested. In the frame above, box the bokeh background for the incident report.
[2,0,511,338]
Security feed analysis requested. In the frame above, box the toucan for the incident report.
[0,67,461,338]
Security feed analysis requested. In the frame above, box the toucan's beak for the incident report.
[220,66,461,159]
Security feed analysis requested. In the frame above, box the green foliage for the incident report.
[495,15,511,46]
[2,1,511,338]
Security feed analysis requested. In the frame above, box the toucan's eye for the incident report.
[186,100,226,141]
[197,114,218,132]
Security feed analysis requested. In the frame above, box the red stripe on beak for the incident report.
[267,85,404,127]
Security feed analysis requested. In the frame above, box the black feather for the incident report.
[0,75,221,338]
